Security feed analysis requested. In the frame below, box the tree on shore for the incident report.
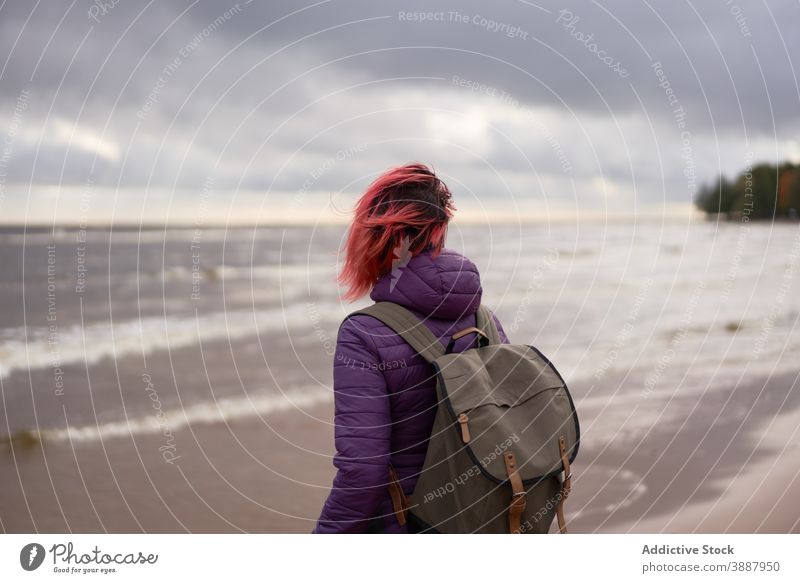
[695,162,799,220]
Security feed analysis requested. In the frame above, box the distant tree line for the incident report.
[695,162,800,220]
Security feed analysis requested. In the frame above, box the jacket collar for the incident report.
[370,247,482,319]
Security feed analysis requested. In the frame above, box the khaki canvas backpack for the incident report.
[352,301,580,534]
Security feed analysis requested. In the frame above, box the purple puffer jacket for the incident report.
[314,247,508,533]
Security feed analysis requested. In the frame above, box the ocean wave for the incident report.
[2,386,332,445]
[0,302,341,379]
[0,228,285,246]
[149,262,334,284]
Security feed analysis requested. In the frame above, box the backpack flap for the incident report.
[433,344,579,485]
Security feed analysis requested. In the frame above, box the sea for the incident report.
[1,219,799,485]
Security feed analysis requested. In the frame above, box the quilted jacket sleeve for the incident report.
[313,315,391,533]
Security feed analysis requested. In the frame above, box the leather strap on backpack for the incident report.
[387,464,409,526]
[503,451,526,534]
[556,435,572,534]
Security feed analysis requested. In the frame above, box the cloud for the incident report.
[1,0,798,223]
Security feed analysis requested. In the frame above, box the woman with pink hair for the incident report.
[314,163,508,533]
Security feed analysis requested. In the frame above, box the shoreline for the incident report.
[609,397,800,533]
[1,371,799,533]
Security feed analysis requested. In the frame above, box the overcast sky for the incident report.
[1,0,798,224]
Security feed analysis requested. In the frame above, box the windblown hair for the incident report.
[339,163,455,300]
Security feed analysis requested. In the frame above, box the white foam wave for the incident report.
[0,228,281,245]
[141,262,333,284]
[0,302,340,378]
[40,386,332,444]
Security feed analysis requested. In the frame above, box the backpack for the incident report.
[350,301,580,534]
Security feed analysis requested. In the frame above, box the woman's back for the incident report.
[314,247,508,533]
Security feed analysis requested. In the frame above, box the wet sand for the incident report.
[569,369,800,533]
[0,403,336,533]
[1,371,799,533]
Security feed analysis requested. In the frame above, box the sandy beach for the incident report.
[3,370,798,534]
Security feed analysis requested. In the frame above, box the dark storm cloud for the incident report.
[1,0,798,221]
[198,0,799,131]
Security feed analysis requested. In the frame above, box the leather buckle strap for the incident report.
[387,465,409,526]
[445,327,490,353]
[556,435,572,534]
[503,451,526,534]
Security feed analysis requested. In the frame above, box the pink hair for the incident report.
[339,163,456,301]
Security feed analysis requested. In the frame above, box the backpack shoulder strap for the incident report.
[348,301,445,363]
[475,305,502,345]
